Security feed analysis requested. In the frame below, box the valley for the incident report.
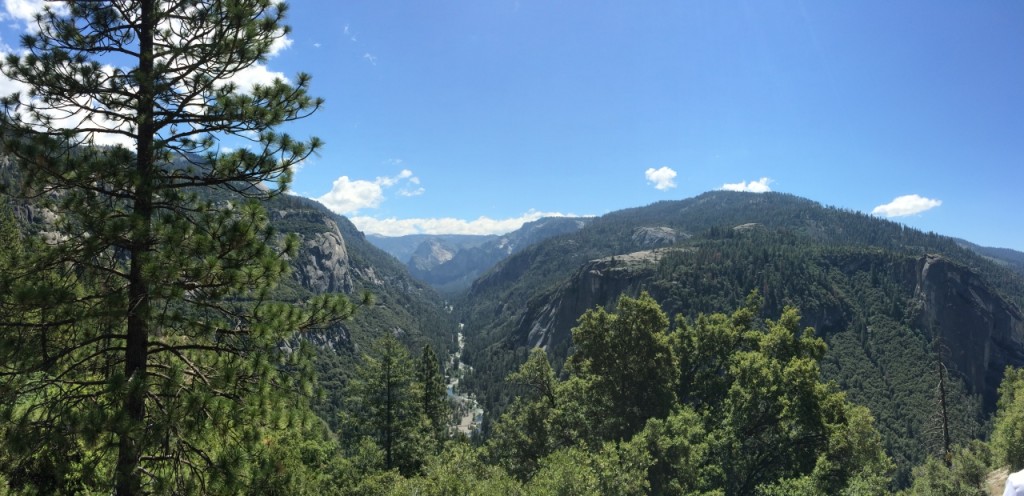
[6,176,1024,493]
[446,325,484,436]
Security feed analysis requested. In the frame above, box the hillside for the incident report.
[2,181,455,429]
[457,191,1024,486]
[257,194,454,422]
[957,238,1024,276]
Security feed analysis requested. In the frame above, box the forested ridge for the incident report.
[459,191,1024,489]
[1,1,1023,494]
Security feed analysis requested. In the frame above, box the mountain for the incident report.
[456,191,1024,486]
[367,233,496,266]
[368,217,590,294]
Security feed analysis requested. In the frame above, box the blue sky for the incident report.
[1,2,1022,249]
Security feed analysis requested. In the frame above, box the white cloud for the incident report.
[2,0,60,25]
[721,177,772,193]
[645,166,677,190]
[363,53,377,65]
[380,169,413,186]
[350,210,585,236]
[0,61,136,148]
[0,66,27,96]
[871,194,942,217]
[224,63,289,90]
[316,176,384,214]
[315,170,422,215]
[268,31,292,57]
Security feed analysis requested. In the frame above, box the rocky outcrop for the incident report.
[519,248,682,349]
[271,208,355,294]
[732,223,763,232]
[632,226,682,247]
[296,228,353,294]
[914,254,1024,410]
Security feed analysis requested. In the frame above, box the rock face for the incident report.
[915,254,1024,410]
[631,227,681,247]
[409,239,457,272]
[271,208,354,294]
[297,229,353,294]
[260,195,449,356]
[517,249,680,349]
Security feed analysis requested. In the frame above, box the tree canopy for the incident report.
[478,293,895,494]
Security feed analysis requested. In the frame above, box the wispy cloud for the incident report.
[645,166,677,190]
[721,177,772,193]
[872,194,942,217]
[343,24,358,42]
[398,187,425,197]
[350,210,587,236]
[1,0,66,28]
[315,169,422,215]
[363,53,377,65]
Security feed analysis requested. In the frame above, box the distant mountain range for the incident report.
[368,217,589,294]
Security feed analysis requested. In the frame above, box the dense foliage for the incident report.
[409,293,896,494]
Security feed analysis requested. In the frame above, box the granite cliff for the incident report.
[915,254,1024,409]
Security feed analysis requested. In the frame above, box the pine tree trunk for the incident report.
[115,2,155,494]
[116,253,150,496]
[938,361,952,467]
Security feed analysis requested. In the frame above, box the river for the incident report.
[447,324,484,435]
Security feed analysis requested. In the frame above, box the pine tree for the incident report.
[0,2,354,494]
[416,344,450,446]
[343,335,429,475]
[992,367,1024,471]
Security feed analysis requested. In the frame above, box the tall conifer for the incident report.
[416,343,449,446]
[0,2,352,494]
[343,336,426,475]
